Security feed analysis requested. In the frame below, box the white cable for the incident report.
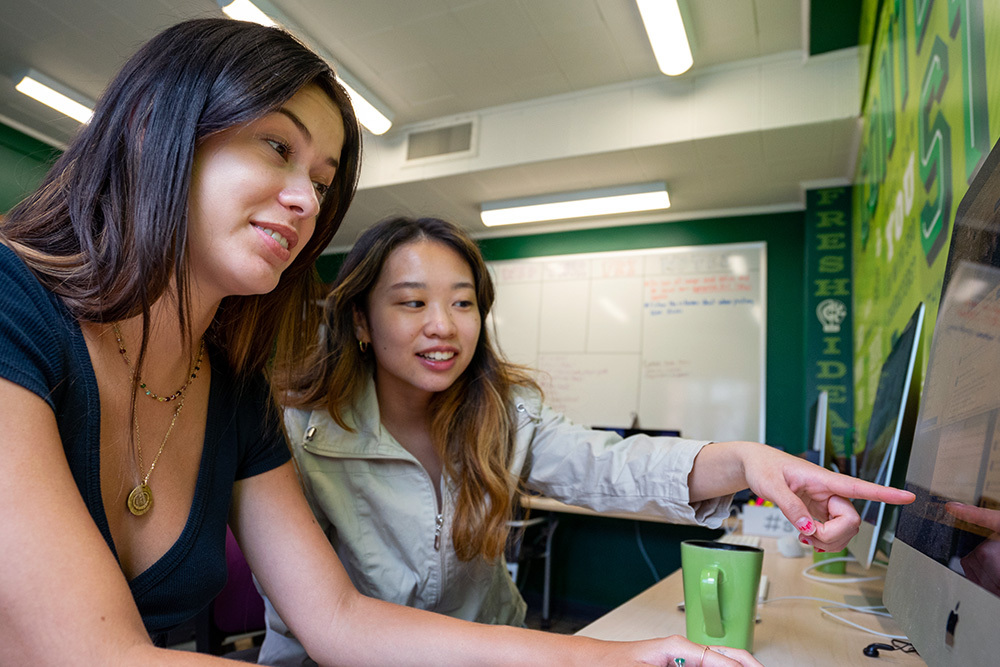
[763,595,889,614]
[819,607,908,640]
[800,556,883,583]
[761,596,908,641]
[634,521,661,582]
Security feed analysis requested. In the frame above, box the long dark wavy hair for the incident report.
[1,18,362,380]
[279,216,541,562]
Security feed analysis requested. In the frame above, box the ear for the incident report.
[353,305,370,343]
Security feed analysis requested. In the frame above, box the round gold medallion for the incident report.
[127,483,153,516]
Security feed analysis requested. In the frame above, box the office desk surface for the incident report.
[576,537,926,666]
[522,495,675,523]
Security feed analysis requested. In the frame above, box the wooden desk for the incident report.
[522,495,676,524]
[576,537,926,666]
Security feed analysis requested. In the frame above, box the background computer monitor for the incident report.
[804,390,829,470]
[884,141,1000,665]
[846,303,924,569]
[592,426,682,439]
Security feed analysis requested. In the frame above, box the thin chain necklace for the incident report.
[112,323,205,516]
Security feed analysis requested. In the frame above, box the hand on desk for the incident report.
[945,501,1000,596]
[616,636,762,666]
[690,442,916,552]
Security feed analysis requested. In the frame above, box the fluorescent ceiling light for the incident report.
[336,77,392,136]
[220,0,276,25]
[15,70,94,124]
[217,0,392,134]
[636,0,693,76]
[480,183,671,227]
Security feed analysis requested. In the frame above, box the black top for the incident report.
[0,244,291,634]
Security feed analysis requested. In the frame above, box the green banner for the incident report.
[852,0,999,448]
[805,187,854,459]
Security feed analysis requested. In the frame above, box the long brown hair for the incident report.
[279,216,540,561]
[1,18,361,381]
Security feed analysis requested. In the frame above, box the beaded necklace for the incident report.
[112,324,205,516]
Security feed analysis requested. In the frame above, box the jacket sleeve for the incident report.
[512,393,733,528]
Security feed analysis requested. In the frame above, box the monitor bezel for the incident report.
[885,539,993,665]
[846,302,925,569]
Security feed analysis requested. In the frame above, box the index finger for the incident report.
[820,471,915,505]
[706,644,765,666]
[946,501,1000,532]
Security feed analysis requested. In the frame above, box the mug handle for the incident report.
[700,565,724,638]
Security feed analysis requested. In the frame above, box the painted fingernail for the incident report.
[816,548,827,553]
[795,518,816,534]
[799,535,812,546]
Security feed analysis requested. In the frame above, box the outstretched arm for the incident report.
[688,441,915,551]
[232,462,764,667]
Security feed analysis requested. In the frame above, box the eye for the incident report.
[266,138,291,159]
[401,300,424,308]
[455,299,475,308]
[313,181,330,200]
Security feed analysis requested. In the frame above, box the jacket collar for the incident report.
[300,376,412,460]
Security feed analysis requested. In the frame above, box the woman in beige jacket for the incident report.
[259,215,913,666]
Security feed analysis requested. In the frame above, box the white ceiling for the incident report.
[0,0,860,249]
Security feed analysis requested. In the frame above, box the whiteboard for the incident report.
[487,243,766,442]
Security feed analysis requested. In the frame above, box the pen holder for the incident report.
[812,548,848,574]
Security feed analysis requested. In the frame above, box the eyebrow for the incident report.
[278,107,340,169]
[389,281,476,290]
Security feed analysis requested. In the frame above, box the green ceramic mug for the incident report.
[680,539,764,651]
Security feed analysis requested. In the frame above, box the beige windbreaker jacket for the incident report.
[257,378,733,666]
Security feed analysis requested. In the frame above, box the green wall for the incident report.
[0,124,59,213]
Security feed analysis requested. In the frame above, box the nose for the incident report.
[425,303,457,338]
[277,173,321,220]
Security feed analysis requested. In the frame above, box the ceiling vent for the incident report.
[405,119,476,162]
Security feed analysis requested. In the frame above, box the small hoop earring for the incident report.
[358,340,369,353]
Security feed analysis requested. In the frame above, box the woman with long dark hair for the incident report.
[260,215,915,666]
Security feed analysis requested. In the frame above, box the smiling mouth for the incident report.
[254,224,290,250]
[419,351,455,361]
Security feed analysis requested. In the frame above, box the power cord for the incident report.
[761,596,907,640]
[634,521,661,582]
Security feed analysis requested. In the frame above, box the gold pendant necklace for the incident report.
[112,323,204,517]
[127,396,185,516]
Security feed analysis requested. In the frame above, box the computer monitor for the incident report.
[846,302,924,569]
[592,426,682,439]
[883,141,1000,664]
[804,390,829,470]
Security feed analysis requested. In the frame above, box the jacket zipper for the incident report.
[304,421,447,553]
[433,512,444,550]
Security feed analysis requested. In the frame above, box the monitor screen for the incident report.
[805,390,829,470]
[592,426,682,439]
[846,303,924,569]
[884,141,1000,665]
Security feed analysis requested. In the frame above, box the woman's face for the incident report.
[187,84,345,304]
[358,239,482,403]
